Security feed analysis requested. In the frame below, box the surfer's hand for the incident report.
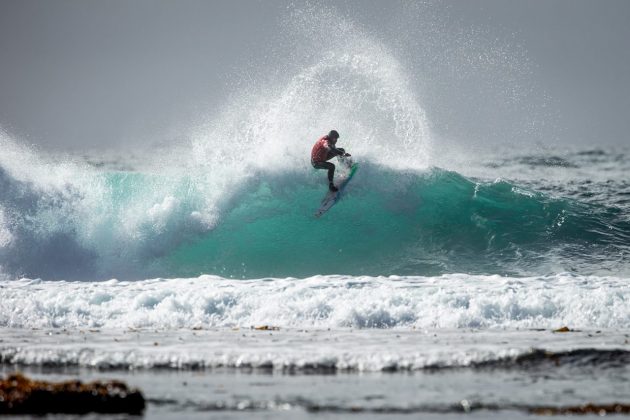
[344,153,351,157]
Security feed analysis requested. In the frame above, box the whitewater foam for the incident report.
[1,274,628,330]
[1,324,628,373]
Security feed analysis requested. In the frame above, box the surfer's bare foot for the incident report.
[329,183,338,192]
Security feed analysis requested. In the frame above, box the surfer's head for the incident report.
[328,130,340,143]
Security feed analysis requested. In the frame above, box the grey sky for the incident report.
[1,0,629,151]
[449,0,630,146]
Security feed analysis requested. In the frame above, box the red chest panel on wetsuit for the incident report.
[311,136,332,162]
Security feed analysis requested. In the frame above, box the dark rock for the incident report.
[531,403,630,415]
[0,372,145,414]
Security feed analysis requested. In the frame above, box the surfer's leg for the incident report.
[312,161,337,191]
[312,161,336,182]
[323,163,337,191]
[326,163,335,182]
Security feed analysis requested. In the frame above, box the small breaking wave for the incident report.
[1,274,629,330]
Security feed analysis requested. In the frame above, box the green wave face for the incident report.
[2,159,627,280]
[163,166,629,278]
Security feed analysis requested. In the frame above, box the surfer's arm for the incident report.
[336,147,350,156]
[328,143,350,157]
[334,148,351,157]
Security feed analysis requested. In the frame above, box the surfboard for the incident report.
[314,157,358,218]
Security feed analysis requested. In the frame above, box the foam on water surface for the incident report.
[1,323,628,373]
[1,274,628,330]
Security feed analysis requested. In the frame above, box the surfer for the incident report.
[311,130,351,192]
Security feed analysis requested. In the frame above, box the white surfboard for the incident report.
[314,157,358,218]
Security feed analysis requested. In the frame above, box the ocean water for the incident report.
[2,140,628,419]
[2,6,630,418]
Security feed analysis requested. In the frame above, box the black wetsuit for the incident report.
[311,146,345,183]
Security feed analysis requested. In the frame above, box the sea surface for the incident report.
[1,139,628,418]
[1,8,629,416]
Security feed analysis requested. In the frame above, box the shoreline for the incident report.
[2,327,630,418]
[3,361,629,419]
[2,327,629,372]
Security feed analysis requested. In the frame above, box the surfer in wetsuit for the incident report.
[311,130,351,192]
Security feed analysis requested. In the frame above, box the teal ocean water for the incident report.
[0,148,627,281]
[165,162,629,279]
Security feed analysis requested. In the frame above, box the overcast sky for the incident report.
[1,0,629,151]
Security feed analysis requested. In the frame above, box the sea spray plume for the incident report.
[189,4,432,178]
[282,4,433,169]
[381,0,555,159]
